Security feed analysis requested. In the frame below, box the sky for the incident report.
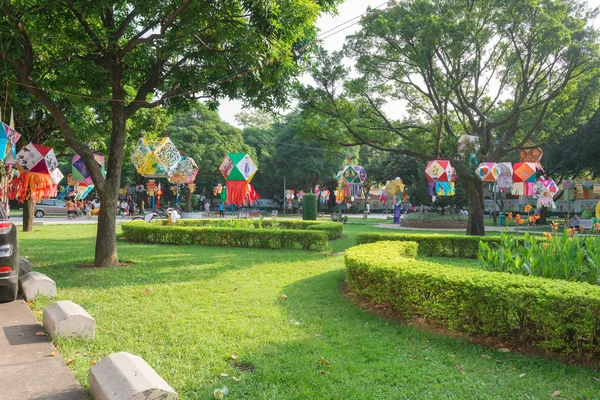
[217,0,600,128]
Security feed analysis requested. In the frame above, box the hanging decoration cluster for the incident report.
[337,165,366,200]
[425,160,455,201]
[11,143,61,201]
[219,152,260,206]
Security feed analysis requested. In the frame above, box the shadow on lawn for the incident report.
[208,270,600,399]
[22,238,330,290]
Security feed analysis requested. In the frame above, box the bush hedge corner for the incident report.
[346,241,600,356]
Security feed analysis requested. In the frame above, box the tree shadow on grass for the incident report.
[198,270,600,400]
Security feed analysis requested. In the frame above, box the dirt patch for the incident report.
[230,361,256,373]
[340,280,599,367]
[76,261,136,269]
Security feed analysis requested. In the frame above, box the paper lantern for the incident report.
[511,162,537,196]
[496,162,513,192]
[519,147,543,163]
[72,154,105,185]
[320,190,330,203]
[315,185,321,196]
[169,156,199,184]
[50,168,64,185]
[562,180,575,200]
[425,160,455,198]
[8,171,56,202]
[131,137,181,178]
[219,153,259,206]
[297,191,305,202]
[379,189,388,203]
[0,122,21,162]
[335,188,344,203]
[535,179,559,209]
[337,165,366,198]
[285,189,295,203]
[16,143,58,175]
[146,180,157,196]
[384,177,405,195]
[476,162,500,182]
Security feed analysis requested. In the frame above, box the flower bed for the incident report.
[121,222,329,251]
[399,213,468,229]
[346,241,600,356]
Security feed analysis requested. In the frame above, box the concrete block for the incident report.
[18,257,31,275]
[43,300,95,339]
[19,271,56,301]
[90,352,177,400]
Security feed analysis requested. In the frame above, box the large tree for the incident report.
[1,0,339,267]
[298,0,600,235]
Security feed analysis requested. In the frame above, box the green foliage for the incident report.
[581,209,594,219]
[302,193,318,220]
[121,222,328,251]
[402,213,468,222]
[478,232,600,284]
[160,219,343,240]
[356,232,508,258]
[346,241,600,356]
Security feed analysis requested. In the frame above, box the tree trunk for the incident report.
[22,198,34,232]
[455,164,486,236]
[185,190,192,212]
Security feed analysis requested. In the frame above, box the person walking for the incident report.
[66,199,75,220]
[84,201,92,219]
[204,201,210,217]
[219,203,225,218]
[366,203,370,215]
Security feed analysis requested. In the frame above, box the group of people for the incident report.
[66,199,96,219]
[118,197,137,217]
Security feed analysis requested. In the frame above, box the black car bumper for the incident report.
[0,224,19,303]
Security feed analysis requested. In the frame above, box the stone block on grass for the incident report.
[43,300,95,339]
[89,352,177,400]
[18,257,31,275]
[19,271,56,301]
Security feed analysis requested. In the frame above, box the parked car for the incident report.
[0,204,19,303]
[34,199,79,218]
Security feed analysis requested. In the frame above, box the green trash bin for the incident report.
[499,212,506,226]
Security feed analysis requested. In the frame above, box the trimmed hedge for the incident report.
[165,219,343,240]
[122,222,328,251]
[346,241,600,356]
[356,233,511,258]
[303,193,317,220]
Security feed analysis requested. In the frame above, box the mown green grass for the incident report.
[20,224,600,399]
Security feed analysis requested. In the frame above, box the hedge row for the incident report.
[169,219,343,240]
[122,222,328,251]
[356,233,511,258]
[346,241,600,356]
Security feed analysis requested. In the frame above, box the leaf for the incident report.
[230,354,239,360]
[65,359,75,366]
[519,373,526,378]
[280,294,288,299]
[498,347,511,353]
[319,370,330,375]
[144,288,151,295]
[320,357,331,365]
[232,377,241,382]
[220,373,229,377]
[36,331,47,336]
[594,377,600,382]
[89,361,97,365]
[315,334,322,337]
[551,390,561,398]
[456,365,466,375]
[50,351,56,357]
[481,354,491,359]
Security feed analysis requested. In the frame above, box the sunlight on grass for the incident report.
[21,224,600,399]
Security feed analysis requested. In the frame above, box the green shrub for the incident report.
[164,219,343,240]
[122,222,328,251]
[478,232,600,284]
[401,213,468,222]
[582,209,594,219]
[302,193,317,221]
[346,241,600,356]
[356,232,509,258]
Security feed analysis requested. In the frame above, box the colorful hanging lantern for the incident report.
[0,122,21,162]
[146,179,157,196]
[315,185,321,196]
[496,162,513,192]
[511,162,537,196]
[535,179,559,209]
[384,177,405,195]
[425,160,455,199]
[379,189,388,204]
[188,183,196,192]
[213,184,223,196]
[476,162,500,182]
[16,143,58,175]
[72,154,105,185]
[337,165,366,198]
[320,190,330,203]
[8,172,56,202]
[285,189,295,205]
[583,180,594,199]
[131,137,181,178]
[50,168,64,185]
[219,153,259,205]
[297,191,305,202]
[169,156,199,184]
[335,188,344,203]
[519,147,543,163]
[563,180,575,201]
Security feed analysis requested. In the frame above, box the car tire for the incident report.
[34,210,44,218]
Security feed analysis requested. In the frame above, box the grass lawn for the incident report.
[20,224,600,399]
